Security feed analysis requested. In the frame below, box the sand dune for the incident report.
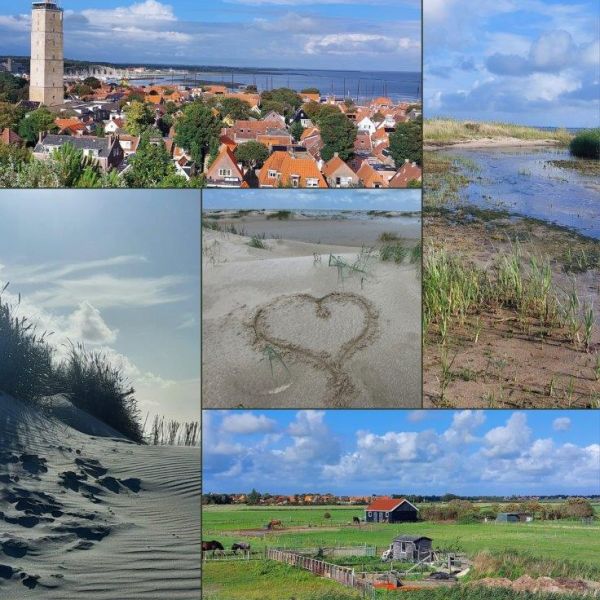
[0,393,200,599]
[202,230,421,407]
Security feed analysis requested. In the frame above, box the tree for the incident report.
[304,102,340,123]
[564,498,594,518]
[0,102,25,131]
[83,76,102,90]
[72,84,94,97]
[389,118,422,167]
[218,97,252,120]
[174,101,222,166]
[235,141,269,169]
[319,112,356,161]
[301,87,320,95]
[125,133,177,187]
[260,88,302,118]
[123,101,154,136]
[51,142,100,187]
[247,489,261,505]
[18,107,57,145]
[290,121,304,142]
[0,72,29,103]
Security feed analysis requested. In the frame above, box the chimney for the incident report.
[404,158,409,163]
[334,152,339,158]
[38,131,44,144]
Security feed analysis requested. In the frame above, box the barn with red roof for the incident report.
[365,497,419,523]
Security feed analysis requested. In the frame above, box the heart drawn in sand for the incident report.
[252,292,379,406]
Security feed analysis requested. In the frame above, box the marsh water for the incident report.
[444,147,600,239]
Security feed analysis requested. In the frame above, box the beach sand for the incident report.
[202,226,421,408]
[424,137,564,150]
[0,393,200,599]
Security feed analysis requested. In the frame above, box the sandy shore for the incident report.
[202,229,421,407]
[424,137,564,150]
[0,394,200,599]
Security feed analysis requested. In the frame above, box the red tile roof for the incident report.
[366,497,408,511]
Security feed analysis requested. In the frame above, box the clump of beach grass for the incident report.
[248,236,268,249]
[379,232,400,242]
[380,243,408,264]
[0,283,144,442]
[146,415,199,446]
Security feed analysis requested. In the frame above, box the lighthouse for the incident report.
[29,1,64,106]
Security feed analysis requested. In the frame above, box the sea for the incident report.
[135,67,421,104]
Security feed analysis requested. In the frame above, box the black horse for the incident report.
[232,542,251,554]
[353,516,361,525]
[202,540,224,556]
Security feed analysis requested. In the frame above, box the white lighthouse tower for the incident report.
[29,0,64,106]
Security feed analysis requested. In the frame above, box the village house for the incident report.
[322,154,358,188]
[1,128,24,147]
[291,108,312,129]
[389,161,422,188]
[365,497,419,523]
[496,512,534,523]
[33,134,124,171]
[258,151,327,188]
[205,144,244,188]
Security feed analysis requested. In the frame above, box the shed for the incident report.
[496,512,532,523]
[389,535,433,562]
[365,497,419,524]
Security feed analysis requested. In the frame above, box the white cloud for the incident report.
[443,410,486,445]
[553,417,571,432]
[221,413,277,435]
[483,413,531,458]
[68,301,118,344]
[305,33,419,56]
[81,1,177,27]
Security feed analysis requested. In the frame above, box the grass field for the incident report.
[203,505,600,598]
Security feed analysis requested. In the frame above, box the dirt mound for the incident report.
[473,575,600,596]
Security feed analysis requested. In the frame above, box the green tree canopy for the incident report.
[217,97,253,120]
[18,107,57,145]
[0,102,25,131]
[290,121,304,142]
[174,101,222,166]
[235,141,269,169]
[123,100,154,136]
[318,112,356,161]
[125,133,175,187]
[389,118,422,167]
[260,88,302,118]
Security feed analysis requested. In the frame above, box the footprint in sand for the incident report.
[252,292,379,406]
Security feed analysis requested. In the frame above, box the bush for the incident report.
[569,128,600,159]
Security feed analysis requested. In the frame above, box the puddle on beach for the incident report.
[443,147,600,239]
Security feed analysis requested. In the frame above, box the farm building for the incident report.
[496,512,533,523]
[388,535,433,562]
[365,497,419,523]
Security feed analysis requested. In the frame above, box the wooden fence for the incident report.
[202,550,260,562]
[266,549,376,599]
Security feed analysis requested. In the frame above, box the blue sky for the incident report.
[424,0,600,127]
[203,410,600,496]
[0,190,200,421]
[202,190,421,211]
[0,0,421,71]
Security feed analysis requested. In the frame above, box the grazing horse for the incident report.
[202,540,224,556]
[232,542,251,554]
[353,517,361,526]
[267,519,283,530]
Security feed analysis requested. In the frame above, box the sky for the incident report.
[0,190,200,422]
[0,0,421,71]
[424,0,600,127]
[202,189,421,211]
[203,410,600,496]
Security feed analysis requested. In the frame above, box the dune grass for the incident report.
[266,210,293,220]
[146,415,200,446]
[424,119,572,145]
[569,128,600,159]
[248,235,268,249]
[0,285,144,442]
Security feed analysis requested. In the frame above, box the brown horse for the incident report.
[266,519,283,530]
[202,540,224,556]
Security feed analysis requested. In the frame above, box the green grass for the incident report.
[569,128,600,159]
[378,589,587,600]
[424,119,572,145]
[378,232,400,242]
[202,506,600,566]
[379,244,408,264]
